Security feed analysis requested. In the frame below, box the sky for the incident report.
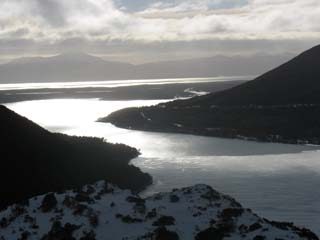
[0,0,319,63]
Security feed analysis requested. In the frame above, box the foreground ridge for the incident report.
[0,181,318,240]
[0,105,151,209]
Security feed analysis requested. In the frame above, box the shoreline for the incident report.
[0,80,246,104]
[0,105,153,209]
[100,104,320,146]
[101,121,320,146]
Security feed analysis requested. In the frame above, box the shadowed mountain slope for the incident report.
[182,45,320,106]
[0,105,151,209]
[101,45,320,144]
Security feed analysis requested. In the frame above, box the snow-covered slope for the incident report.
[0,181,318,240]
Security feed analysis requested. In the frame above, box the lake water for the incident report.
[5,98,320,234]
[0,76,251,91]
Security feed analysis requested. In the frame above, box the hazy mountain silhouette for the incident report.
[0,52,291,83]
[102,45,320,144]
[0,105,151,209]
[0,53,135,83]
[183,44,320,106]
[137,54,291,79]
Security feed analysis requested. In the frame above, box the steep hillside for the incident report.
[101,45,320,144]
[185,45,320,106]
[0,105,151,209]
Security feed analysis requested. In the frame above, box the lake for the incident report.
[5,98,320,235]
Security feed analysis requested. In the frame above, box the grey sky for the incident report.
[0,0,319,63]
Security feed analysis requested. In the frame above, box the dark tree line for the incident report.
[0,105,151,209]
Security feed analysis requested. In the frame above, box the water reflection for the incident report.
[0,76,251,91]
[7,98,318,157]
[5,98,166,131]
[5,98,320,234]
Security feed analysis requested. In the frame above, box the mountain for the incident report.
[0,105,151,209]
[0,181,318,240]
[137,54,292,79]
[101,45,320,144]
[0,53,291,83]
[0,53,135,83]
[186,44,320,106]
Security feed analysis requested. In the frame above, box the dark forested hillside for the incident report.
[181,44,320,106]
[101,45,320,144]
[0,105,151,209]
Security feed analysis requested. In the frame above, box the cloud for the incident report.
[137,0,320,36]
[140,0,248,13]
[0,0,319,61]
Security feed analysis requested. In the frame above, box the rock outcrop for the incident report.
[0,181,317,240]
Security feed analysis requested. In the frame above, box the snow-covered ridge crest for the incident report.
[0,181,318,240]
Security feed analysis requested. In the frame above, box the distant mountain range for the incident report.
[0,52,133,83]
[102,45,320,145]
[0,105,151,209]
[0,52,292,83]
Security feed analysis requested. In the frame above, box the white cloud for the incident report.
[0,0,319,59]
[137,0,320,36]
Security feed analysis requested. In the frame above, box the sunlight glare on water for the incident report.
[5,98,320,234]
[0,76,251,91]
[6,98,167,132]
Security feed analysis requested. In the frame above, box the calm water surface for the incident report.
[5,98,320,234]
[0,76,250,91]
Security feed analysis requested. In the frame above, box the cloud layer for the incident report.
[0,0,319,62]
